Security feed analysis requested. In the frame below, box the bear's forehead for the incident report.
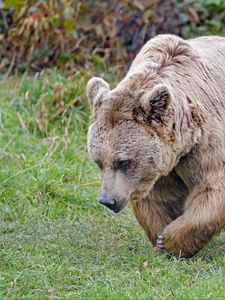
[90,117,154,150]
[89,118,134,153]
[89,117,160,167]
[98,94,138,128]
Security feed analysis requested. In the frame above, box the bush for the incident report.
[0,0,188,74]
[0,0,224,75]
[183,0,225,36]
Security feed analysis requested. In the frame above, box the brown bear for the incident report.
[86,34,225,258]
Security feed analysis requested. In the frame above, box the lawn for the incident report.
[0,72,225,299]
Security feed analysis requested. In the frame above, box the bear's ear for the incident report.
[86,77,110,107]
[135,84,172,125]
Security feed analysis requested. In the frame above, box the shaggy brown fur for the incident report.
[86,34,225,258]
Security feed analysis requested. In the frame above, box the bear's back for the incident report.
[125,34,225,118]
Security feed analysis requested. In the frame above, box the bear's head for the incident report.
[86,77,187,213]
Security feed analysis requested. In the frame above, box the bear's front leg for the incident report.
[131,196,183,246]
[131,170,186,246]
[157,184,225,258]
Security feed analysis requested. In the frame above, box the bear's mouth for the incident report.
[106,202,123,213]
[111,206,121,213]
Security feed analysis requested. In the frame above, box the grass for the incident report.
[0,72,225,299]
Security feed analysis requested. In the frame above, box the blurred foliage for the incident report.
[0,0,186,74]
[182,0,225,36]
[0,0,224,75]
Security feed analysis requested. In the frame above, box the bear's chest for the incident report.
[175,154,202,191]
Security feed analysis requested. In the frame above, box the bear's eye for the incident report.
[114,159,132,172]
[95,160,103,169]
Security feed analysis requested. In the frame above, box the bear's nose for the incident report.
[99,195,117,212]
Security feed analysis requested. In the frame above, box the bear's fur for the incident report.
[86,34,225,257]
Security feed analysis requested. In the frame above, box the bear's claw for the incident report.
[156,235,165,250]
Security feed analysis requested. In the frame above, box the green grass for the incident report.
[0,73,225,299]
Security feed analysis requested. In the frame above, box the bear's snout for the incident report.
[99,194,120,213]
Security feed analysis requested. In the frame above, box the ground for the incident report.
[0,74,225,299]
